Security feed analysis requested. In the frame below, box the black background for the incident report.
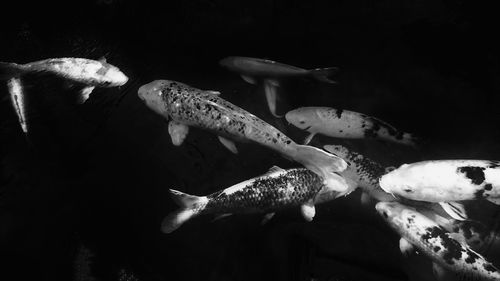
[1,0,500,280]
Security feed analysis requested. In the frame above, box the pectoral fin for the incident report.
[168,121,189,146]
[304,133,316,145]
[211,213,232,222]
[399,238,414,256]
[439,202,467,221]
[240,75,257,85]
[78,86,95,104]
[263,79,283,118]
[261,213,275,225]
[7,77,28,133]
[300,200,315,222]
[263,166,285,176]
[218,136,238,154]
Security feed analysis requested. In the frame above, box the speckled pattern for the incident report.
[158,80,296,153]
[377,202,500,280]
[200,168,324,215]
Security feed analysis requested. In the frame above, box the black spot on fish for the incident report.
[335,109,343,118]
[422,226,463,265]
[475,188,485,199]
[465,249,479,264]
[484,183,493,191]
[457,166,486,185]
[489,161,500,168]
[434,246,441,252]
[484,263,497,273]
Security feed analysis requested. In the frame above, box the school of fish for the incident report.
[5,54,500,280]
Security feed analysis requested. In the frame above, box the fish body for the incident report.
[161,167,342,233]
[323,144,394,202]
[285,107,417,146]
[0,58,128,88]
[379,160,500,205]
[376,201,500,280]
[138,80,350,192]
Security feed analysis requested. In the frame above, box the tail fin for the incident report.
[309,67,339,84]
[161,189,208,234]
[293,144,352,193]
[0,62,25,79]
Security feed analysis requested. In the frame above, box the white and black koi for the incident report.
[379,160,500,207]
[285,107,418,146]
[219,56,338,118]
[0,57,128,104]
[138,80,351,193]
[161,166,343,233]
[376,201,500,281]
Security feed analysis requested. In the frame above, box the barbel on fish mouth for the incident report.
[161,166,344,233]
[0,57,128,104]
[137,79,351,193]
[285,107,418,146]
[219,56,339,118]
[376,201,500,281]
[379,160,500,207]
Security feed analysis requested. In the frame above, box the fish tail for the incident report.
[293,144,352,193]
[309,67,339,84]
[161,189,208,234]
[0,62,26,79]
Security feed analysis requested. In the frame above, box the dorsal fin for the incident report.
[263,165,285,176]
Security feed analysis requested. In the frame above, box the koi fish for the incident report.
[138,80,351,193]
[285,107,417,146]
[161,166,344,233]
[219,56,338,117]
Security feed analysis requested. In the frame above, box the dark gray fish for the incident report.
[161,166,343,233]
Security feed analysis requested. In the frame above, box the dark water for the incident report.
[1,1,500,280]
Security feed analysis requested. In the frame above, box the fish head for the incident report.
[378,164,424,200]
[138,80,172,116]
[285,107,320,132]
[375,201,406,221]
[106,66,129,86]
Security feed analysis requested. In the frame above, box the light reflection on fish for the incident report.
[161,166,343,233]
[286,106,418,146]
[138,80,352,193]
[219,56,338,117]
[376,201,500,281]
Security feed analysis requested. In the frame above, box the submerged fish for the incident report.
[376,201,500,281]
[379,160,500,207]
[162,166,344,233]
[7,77,28,133]
[285,107,417,146]
[0,57,128,103]
[323,144,395,203]
[138,80,351,192]
[219,56,338,117]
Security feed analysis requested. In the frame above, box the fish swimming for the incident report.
[219,56,338,117]
[323,144,395,203]
[285,107,418,146]
[0,57,129,104]
[379,160,500,208]
[161,166,344,233]
[138,80,351,192]
[376,201,500,281]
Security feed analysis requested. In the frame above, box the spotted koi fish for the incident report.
[285,107,418,146]
[161,166,344,233]
[138,80,350,192]
[1,57,128,104]
[219,56,338,118]
[379,160,500,208]
[376,201,500,281]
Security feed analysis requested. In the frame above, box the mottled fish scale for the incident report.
[161,81,295,149]
[381,203,500,280]
[202,169,323,214]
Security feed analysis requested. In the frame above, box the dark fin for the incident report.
[0,62,25,79]
[309,67,339,84]
[439,202,467,221]
[168,121,190,146]
[160,189,207,234]
[218,136,238,153]
[263,79,283,118]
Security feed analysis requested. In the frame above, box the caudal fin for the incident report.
[0,62,25,79]
[161,189,208,234]
[309,67,339,84]
[293,144,352,193]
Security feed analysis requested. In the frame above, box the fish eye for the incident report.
[299,120,306,124]
[402,186,414,193]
